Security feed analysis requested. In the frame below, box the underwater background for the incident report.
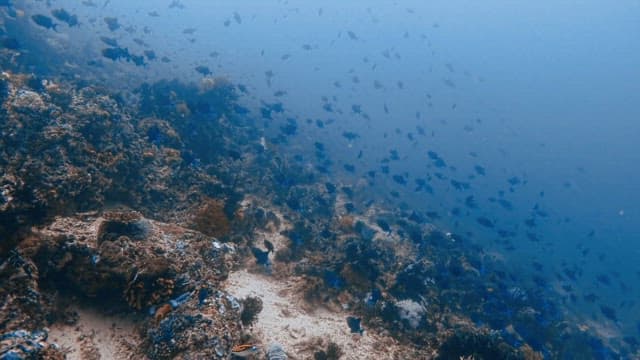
[1,0,639,359]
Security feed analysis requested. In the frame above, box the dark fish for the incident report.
[195,65,211,76]
[233,11,242,24]
[183,27,196,34]
[343,164,355,173]
[148,11,160,17]
[524,218,536,228]
[169,0,185,9]
[129,54,145,66]
[443,79,455,88]
[497,199,513,211]
[133,38,147,47]
[104,17,120,31]
[31,14,57,31]
[508,176,521,186]
[280,118,297,136]
[474,165,485,175]
[376,219,390,232]
[426,211,440,219]
[427,151,446,168]
[264,240,274,253]
[346,316,363,334]
[600,305,617,322]
[1,37,20,50]
[596,274,611,286]
[161,56,171,63]
[450,180,470,191]
[144,50,156,60]
[101,47,129,61]
[251,247,270,265]
[347,31,358,40]
[465,196,477,209]
[476,217,494,228]
[51,9,79,27]
[100,36,118,47]
[325,182,336,194]
[342,131,360,141]
[392,174,407,185]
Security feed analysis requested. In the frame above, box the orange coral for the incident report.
[154,304,172,322]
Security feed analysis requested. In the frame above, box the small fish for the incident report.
[100,36,118,47]
[104,16,120,31]
[347,316,363,334]
[182,27,196,34]
[52,9,79,27]
[231,344,260,357]
[264,239,274,253]
[31,14,57,31]
[1,37,19,50]
[233,11,242,24]
[195,65,211,76]
[168,0,185,9]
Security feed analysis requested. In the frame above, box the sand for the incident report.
[225,269,408,360]
[48,306,142,360]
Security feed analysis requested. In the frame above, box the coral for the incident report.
[240,296,263,326]
[192,197,231,238]
[436,329,525,360]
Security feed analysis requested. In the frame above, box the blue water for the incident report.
[11,0,640,349]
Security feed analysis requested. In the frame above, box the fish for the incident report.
[427,151,446,168]
[101,47,130,61]
[148,11,159,17]
[31,15,57,31]
[144,50,156,61]
[1,37,20,50]
[342,131,360,141]
[100,36,118,47]
[476,217,494,228]
[347,316,363,334]
[376,219,391,232]
[392,174,407,185]
[347,30,358,40]
[450,180,470,191]
[51,9,79,27]
[182,27,196,34]
[233,11,242,24]
[251,247,270,266]
[264,239,274,253]
[600,305,618,322]
[104,17,120,31]
[195,65,211,76]
[168,0,185,9]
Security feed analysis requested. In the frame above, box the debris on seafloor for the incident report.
[231,343,261,357]
[266,342,288,360]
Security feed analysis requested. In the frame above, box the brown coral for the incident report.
[192,197,231,238]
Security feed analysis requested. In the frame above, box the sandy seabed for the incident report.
[225,269,408,360]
